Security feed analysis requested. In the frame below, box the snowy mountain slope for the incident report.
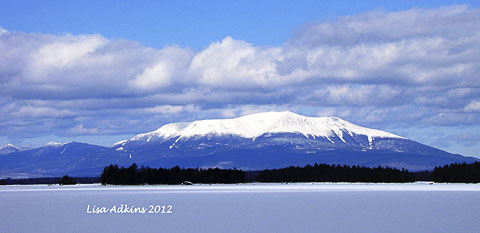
[0,144,20,155]
[130,111,403,140]
[122,111,404,149]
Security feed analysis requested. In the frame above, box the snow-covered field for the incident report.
[1,183,479,233]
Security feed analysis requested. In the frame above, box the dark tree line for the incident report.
[100,163,416,184]
[256,163,415,183]
[100,163,246,185]
[432,162,480,183]
[1,161,478,186]
[59,175,76,185]
[93,161,480,185]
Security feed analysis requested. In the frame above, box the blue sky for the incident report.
[0,1,479,158]
[2,0,478,50]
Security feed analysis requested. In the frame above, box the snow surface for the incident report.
[112,140,128,147]
[0,143,19,150]
[129,111,404,143]
[0,143,22,155]
[0,183,479,233]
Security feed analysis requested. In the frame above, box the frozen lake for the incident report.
[1,183,479,233]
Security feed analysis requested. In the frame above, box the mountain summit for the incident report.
[0,143,20,155]
[127,111,404,149]
[114,111,413,155]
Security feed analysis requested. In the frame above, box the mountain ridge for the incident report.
[0,111,478,177]
[0,143,21,155]
[122,111,404,150]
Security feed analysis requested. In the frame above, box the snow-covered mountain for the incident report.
[0,111,477,177]
[0,144,20,155]
[112,111,477,172]
[125,111,404,149]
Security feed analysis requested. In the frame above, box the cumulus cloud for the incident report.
[67,124,99,135]
[464,100,480,112]
[32,34,108,69]
[291,5,476,46]
[0,5,479,146]
[0,32,183,99]
[190,36,282,88]
[0,27,7,35]
[130,46,193,91]
[308,84,402,105]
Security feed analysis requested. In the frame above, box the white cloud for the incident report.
[132,61,173,89]
[218,104,295,118]
[221,109,237,118]
[67,124,99,135]
[1,6,478,94]
[310,85,401,105]
[32,34,108,68]
[141,105,190,114]
[291,5,474,46]
[11,105,74,118]
[190,36,281,87]
[0,27,7,35]
[0,5,479,140]
[464,101,480,112]
[130,46,193,91]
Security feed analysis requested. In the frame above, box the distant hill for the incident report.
[0,143,20,155]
